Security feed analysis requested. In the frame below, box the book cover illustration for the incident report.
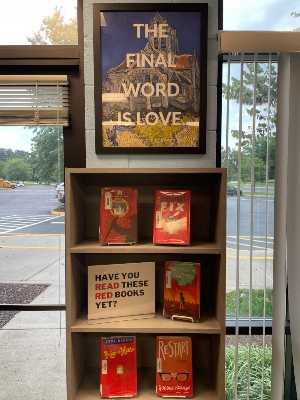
[100,336,137,398]
[99,187,138,244]
[156,336,193,397]
[88,262,155,323]
[163,262,201,323]
[153,190,191,245]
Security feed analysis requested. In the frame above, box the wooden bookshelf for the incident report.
[65,168,226,400]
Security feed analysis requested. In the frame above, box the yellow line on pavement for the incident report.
[226,253,273,260]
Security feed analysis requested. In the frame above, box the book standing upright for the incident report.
[156,336,193,397]
[163,261,201,323]
[99,187,138,244]
[153,190,191,245]
[100,336,137,398]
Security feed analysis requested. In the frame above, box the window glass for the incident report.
[223,0,300,31]
[0,1,77,45]
[0,126,65,307]
[1,314,66,399]
[222,58,276,318]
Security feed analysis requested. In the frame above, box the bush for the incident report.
[225,345,272,400]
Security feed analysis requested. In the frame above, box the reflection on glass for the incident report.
[0,1,77,45]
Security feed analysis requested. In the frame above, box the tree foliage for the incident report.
[28,127,64,184]
[291,11,300,31]
[3,158,32,182]
[223,62,277,148]
[26,7,77,45]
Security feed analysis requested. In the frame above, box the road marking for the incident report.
[0,215,62,233]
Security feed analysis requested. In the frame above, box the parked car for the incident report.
[59,192,65,204]
[55,182,64,197]
[227,185,242,196]
[16,182,24,187]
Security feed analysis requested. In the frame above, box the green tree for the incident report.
[223,62,277,148]
[241,156,266,185]
[0,160,5,178]
[221,146,239,182]
[28,126,64,184]
[3,158,32,182]
[26,7,77,45]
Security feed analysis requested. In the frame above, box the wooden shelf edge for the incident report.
[75,367,219,400]
[69,312,221,334]
[68,240,223,254]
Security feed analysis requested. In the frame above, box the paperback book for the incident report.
[88,262,155,323]
[153,190,191,245]
[156,336,193,397]
[99,187,138,244]
[100,336,137,398]
[163,261,201,323]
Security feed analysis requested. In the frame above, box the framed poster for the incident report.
[93,3,208,154]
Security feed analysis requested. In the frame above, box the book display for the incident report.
[153,190,191,245]
[100,336,137,398]
[163,261,201,323]
[99,187,138,244]
[65,168,226,400]
[156,336,193,397]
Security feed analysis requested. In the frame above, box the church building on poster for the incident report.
[102,13,200,120]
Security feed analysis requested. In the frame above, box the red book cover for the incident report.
[100,336,137,398]
[99,188,138,244]
[156,336,193,397]
[163,262,201,323]
[153,190,191,245]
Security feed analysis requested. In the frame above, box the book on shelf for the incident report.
[163,261,201,323]
[156,336,193,397]
[153,190,191,245]
[88,262,155,323]
[99,187,138,244]
[100,336,137,398]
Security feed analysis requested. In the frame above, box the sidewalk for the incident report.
[0,235,67,400]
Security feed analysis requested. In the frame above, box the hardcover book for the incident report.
[99,187,138,244]
[163,261,201,323]
[156,336,193,397]
[100,336,137,398]
[88,262,155,323]
[153,190,191,245]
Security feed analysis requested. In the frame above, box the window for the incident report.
[0,1,77,45]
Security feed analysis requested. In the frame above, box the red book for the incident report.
[99,188,138,244]
[163,262,201,323]
[153,190,191,245]
[100,336,137,398]
[156,336,193,397]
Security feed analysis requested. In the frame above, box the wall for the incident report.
[83,0,219,168]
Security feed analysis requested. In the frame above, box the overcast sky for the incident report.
[1,0,299,151]
[224,0,300,30]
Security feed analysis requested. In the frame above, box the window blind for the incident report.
[0,75,69,126]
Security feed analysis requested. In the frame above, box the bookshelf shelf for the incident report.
[65,168,226,400]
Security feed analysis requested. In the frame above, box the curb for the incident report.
[51,208,65,216]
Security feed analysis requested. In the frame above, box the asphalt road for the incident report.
[0,185,65,234]
[227,194,274,251]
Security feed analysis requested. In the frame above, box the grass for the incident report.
[225,344,272,400]
[226,288,273,318]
